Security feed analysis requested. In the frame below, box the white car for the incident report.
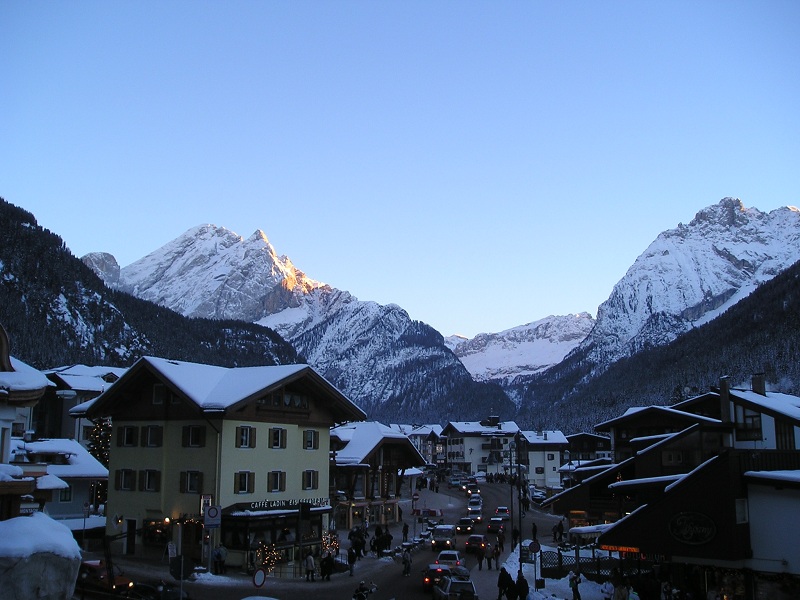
[435,550,464,568]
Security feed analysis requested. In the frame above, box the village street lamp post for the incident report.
[515,431,524,577]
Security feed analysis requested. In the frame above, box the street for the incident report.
[81,480,564,600]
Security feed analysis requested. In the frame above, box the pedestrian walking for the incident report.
[304,550,316,582]
[498,530,506,553]
[347,545,357,576]
[497,566,513,600]
[477,544,486,570]
[486,542,493,570]
[531,521,537,541]
[557,519,565,542]
[517,572,530,600]
[512,526,520,550]
[505,579,519,600]
[493,542,501,568]
[402,521,409,542]
[320,550,334,581]
[569,571,582,600]
[402,548,412,576]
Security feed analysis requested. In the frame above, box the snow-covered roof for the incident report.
[11,438,108,479]
[732,390,800,422]
[35,473,68,490]
[331,421,422,466]
[0,463,24,481]
[0,356,51,392]
[595,405,719,429]
[445,420,520,435]
[0,512,81,559]
[744,469,800,484]
[607,474,685,490]
[520,430,568,445]
[73,356,363,420]
[46,364,128,393]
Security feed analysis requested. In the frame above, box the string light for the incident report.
[256,543,281,574]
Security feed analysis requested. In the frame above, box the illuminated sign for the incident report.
[248,497,328,510]
[600,545,640,553]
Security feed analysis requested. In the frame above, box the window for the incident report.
[141,425,163,447]
[180,471,203,494]
[59,486,72,502]
[117,426,138,447]
[11,422,24,437]
[82,425,93,441]
[235,471,255,494]
[268,471,286,492]
[662,451,683,466]
[139,469,161,492]
[303,429,319,450]
[302,470,319,490]
[269,427,287,449]
[236,426,256,449]
[735,405,762,441]
[182,425,206,448]
[115,469,135,491]
[547,453,554,461]
[152,383,167,405]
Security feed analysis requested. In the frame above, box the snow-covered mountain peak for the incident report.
[112,224,325,322]
[588,198,800,364]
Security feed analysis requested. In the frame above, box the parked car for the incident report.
[432,575,479,599]
[495,506,511,520]
[77,560,134,595]
[422,564,452,591]
[486,517,505,534]
[435,550,464,568]
[530,487,547,502]
[431,525,457,550]
[464,534,488,554]
[455,517,474,535]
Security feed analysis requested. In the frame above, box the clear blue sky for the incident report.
[2,2,799,338]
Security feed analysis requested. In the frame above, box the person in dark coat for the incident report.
[505,579,519,600]
[512,526,520,550]
[476,543,486,570]
[402,521,409,542]
[517,572,530,600]
[531,521,537,540]
[497,566,513,600]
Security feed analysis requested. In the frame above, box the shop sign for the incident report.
[668,511,716,545]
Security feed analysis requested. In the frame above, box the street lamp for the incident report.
[515,431,523,578]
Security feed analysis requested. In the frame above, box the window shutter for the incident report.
[154,427,163,447]
[280,471,286,491]
[250,427,256,448]
[115,470,122,490]
[313,430,319,449]
[235,427,242,448]
[280,429,286,449]
[198,426,206,447]
[139,427,146,447]
[196,472,204,494]
[269,428,275,448]
[313,470,319,489]
[234,473,240,493]
[116,428,124,447]
[180,471,187,493]
[248,472,255,494]
[154,471,161,492]
[182,426,189,447]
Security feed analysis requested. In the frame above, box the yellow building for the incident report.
[74,356,365,569]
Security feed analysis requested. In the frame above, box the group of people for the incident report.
[497,566,530,600]
[475,539,503,570]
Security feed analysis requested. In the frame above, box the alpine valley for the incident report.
[2,197,800,433]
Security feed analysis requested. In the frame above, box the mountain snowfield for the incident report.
[83,197,800,421]
[445,313,596,384]
[583,198,800,368]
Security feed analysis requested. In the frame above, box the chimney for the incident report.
[719,376,731,424]
[752,373,766,396]
[543,431,548,441]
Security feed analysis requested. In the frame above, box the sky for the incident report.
[2,2,799,339]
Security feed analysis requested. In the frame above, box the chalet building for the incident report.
[441,416,521,475]
[389,423,443,467]
[565,432,613,462]
[0,326,51,521]
[72,356,365,569]
[519,430,568,490]
[36,365,127,447]
[544,374,800,600]
[330,421,425,530]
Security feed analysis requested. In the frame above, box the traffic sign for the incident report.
[253,567,267,588]
[204,505,221,529]
[529,540,541,553]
